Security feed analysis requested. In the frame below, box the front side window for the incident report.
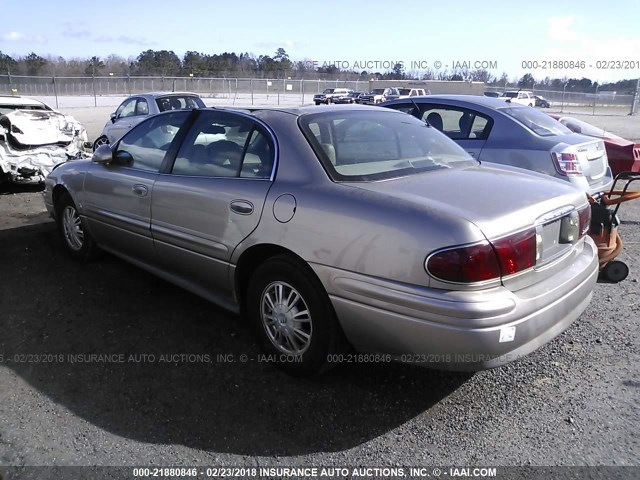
[299,110,476,181]
[171,111,274,179]
[116,98,137,118]
[115,111,190,172]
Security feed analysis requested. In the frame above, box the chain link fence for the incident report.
[485,85,638,116]
[0,74,377,108]
[3,75,637,115]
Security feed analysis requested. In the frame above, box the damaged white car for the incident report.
[0,96,91,184]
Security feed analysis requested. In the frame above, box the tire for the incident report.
[326,98,332,104]
[56,192,100,262]
[602,260,629,283]
[246,255,348,376]
[314,101,320,105]
[92,135,110,152]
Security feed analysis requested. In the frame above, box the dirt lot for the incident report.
[0,104,639,475]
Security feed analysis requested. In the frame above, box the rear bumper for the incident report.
[312,236,598,370]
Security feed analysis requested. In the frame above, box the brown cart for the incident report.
[588,172,640,283]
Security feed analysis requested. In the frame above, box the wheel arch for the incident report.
[234,243,317,307]
[52,184,71,217]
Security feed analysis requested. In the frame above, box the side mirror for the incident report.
[92,144,113,164]
[110,113,117,123]
[114,150,134,167]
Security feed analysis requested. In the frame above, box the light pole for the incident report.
[561,82,568,113]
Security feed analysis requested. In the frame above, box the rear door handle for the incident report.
[230,200,254,215]
[132,184,149,197]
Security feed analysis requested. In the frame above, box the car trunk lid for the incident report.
[345,164,589,286]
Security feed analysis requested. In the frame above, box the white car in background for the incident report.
[0,95,90,184]
[499,90,536,107]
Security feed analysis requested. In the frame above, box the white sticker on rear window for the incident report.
[499,326,516,343]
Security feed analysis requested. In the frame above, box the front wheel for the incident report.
[246,255,348,376]
[56,192,100,262]
[92,135,110,151]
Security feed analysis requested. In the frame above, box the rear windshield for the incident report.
[501,92,518,98]
[299,110,477,181]
[498,106,572,137]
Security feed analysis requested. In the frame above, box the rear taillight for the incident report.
[551,152,583,176]
[426,241,500,283]
[426,228,538,283]
[492,228,537,276]
[576,203,591,238]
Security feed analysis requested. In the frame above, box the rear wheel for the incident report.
[246,255,348,376]
[92,135,109,151]
[602,260,629,283]
[56,192,100,262]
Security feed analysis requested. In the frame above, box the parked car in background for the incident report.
[535,95,551,108]
[398,88,427,98]
[93,92,205,150]
[313,88,353,105]
[359,88,400,104]
[45,105,598,376]
[484,91,500,98]
[499,90,535,107]
[549,114,640,174]
[0,95,90,184]
[380,95,613,196]
[332,91,363,104]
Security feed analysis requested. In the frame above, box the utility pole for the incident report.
[631,78,640,116]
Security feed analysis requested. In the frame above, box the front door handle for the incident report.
[230,200,254,215]
[467,151,476,157]
[132,184,149,197]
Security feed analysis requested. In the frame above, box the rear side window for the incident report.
[385,103,493,140]
[499,106,572,137]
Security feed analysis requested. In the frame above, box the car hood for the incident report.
[344,164,585,239]
[0,109,88,147]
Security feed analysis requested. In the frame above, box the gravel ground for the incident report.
[0,105,638,475]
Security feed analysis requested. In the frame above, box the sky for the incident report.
[1,0,639,83]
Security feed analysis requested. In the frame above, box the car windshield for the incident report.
[499,106,572,137]
[370,89,385,94]
[299,110,477,181]
[322,89,334,94]
[559,116,622,139]
[500,92,518,98]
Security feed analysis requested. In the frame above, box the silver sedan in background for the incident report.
[92,91,205,150]
[381,95,613,196]
[45,105,598,376]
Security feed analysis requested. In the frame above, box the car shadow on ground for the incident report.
[0,223,471,456]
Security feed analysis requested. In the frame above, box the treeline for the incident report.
[0,48,637,93]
